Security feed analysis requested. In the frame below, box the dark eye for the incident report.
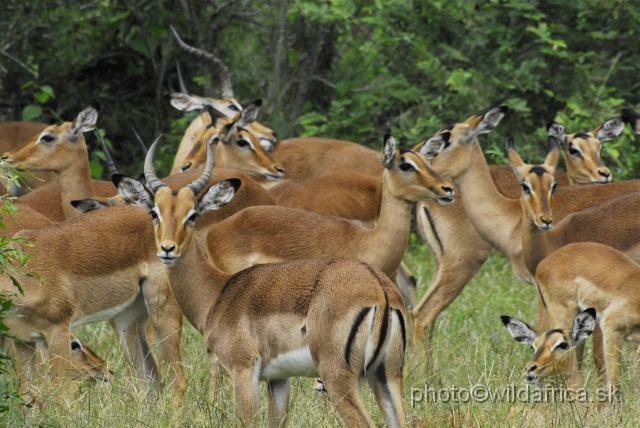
[236,139,250,148]
[40,134,56,144]
[521,183,531,194]
[150,210,159,223]
[399,162,415,172]
[568,146,581,157]
[70,340,82,351]
[551,182,558,193]
[555,342,569,351]
[186,212,198,224]
[228,104,240,112]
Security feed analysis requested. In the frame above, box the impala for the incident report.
[119,140,407,427]
[2,107,115,221]
[0,120,55,194]
[411,107,630,359]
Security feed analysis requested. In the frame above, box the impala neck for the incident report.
[57,158,94,219]
[361,170,412,276]
[456,142,522,257]
[521,205,561,276]
[167,232,230,334]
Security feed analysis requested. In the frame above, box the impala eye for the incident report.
[399,162,415,172]
[236,139,251,148]
[568,146,581,157]
[521,183,531,194]
[551,181,558,193]
[70,340,82,351]
[555,342,569,351]
[228,104,240,112]
[150,208,160,224]
[40,134,56,144]
[185,210,198,225]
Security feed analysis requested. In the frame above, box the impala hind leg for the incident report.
[368,363,406,428]
[230,364,261,427]
[319,371,375,428]
[267,378,291,428]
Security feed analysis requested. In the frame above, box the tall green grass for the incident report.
[3,237,640,426]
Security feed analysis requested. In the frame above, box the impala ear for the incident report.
[570,308,596,344]
[237,100,262,128]
[465,105,508,136]
[621,108,640,134]
[70,107,98,138]
[544,137,561,172]
[112,173,154,210]
[381,134,397,169]
[71,198,111,213]
[196,178,241,214]
[592,118,625,141]
[547,122,566,147]
[417,132,450,159]
[501,315,538,346]
[506,138,526,174]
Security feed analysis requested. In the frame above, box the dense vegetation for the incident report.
[1,0,639,176]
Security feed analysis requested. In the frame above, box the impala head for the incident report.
[550,118,623,184]
[501,308,596,383]
[2,107,97,173]
[177,101,283,180]
[381,134,454,204]
[70,336,113,382]
[415,105,508,178]
[507,136,560,230]
[113,137,239,267]
[622,108,640,134]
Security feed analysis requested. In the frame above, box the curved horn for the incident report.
[144,135,166,192]
[95,131,118,177]
[186,139,215,195]
[169,25,234,98]
[176,60,187,93]
[130,125,148,155]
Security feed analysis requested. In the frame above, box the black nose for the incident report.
[442,185,453,193]
[180,162,192,172]
[598,170,610,178]
[0,155,8,161]
[161,243,176,252]
[526,373,536,381]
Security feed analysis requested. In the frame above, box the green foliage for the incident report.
[1,1,638,177]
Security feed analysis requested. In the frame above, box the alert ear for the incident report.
[111,173,154,211]
[70,107,98,138]
[416,132,450,159]
[196,178,241,215]
[592,118,625,141]
[501,315,538,346]
[621,108,640,134]
[506,137,525,172]
[381,134,397,169]
[570,308,596,344]
[547,122,566,147]
[237,100,262,128]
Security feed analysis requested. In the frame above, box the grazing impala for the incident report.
[501,308,596,389]
[118,140,407,427]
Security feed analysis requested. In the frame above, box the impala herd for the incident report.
[0,76,639,427]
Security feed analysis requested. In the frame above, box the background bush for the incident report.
[1,0,639,176]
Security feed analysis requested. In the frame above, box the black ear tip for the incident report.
[621,108,638,124]
[497,105,509,113]
[500,315,511,325]
[585,307,597,317]
[252,99,262,107]
[228,178,242,191]
[383,133,392,143]
[111,173,127,186]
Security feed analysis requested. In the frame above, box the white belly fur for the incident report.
[261,346,318,380]
[71,292,142,329]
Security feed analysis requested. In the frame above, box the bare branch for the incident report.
[0,49,37,77]
[169,25,234,98]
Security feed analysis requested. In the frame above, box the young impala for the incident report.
[118,140,408,427]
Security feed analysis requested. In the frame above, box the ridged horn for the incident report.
[144,135,166,192]
[186,139,215,195]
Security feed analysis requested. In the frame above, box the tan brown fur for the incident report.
[203,146,454,280]
[411,110,632,359]
[134,146,408,427]
[0,121,55,194]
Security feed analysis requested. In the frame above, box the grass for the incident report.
[3,235,640,426]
